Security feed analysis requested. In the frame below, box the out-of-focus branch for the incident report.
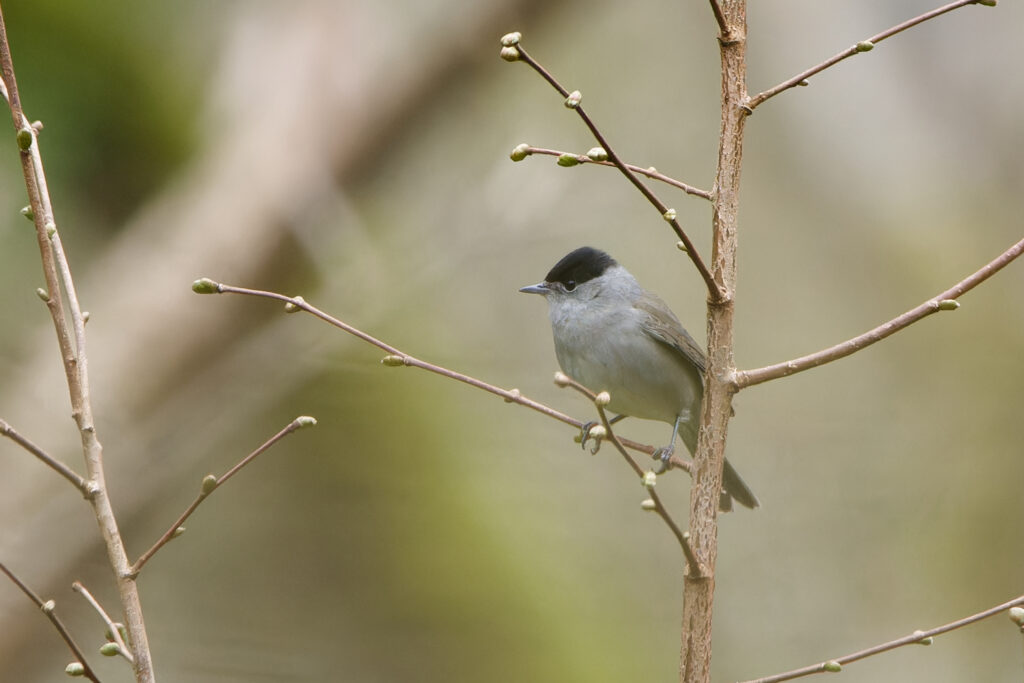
[741,594,1024,683]
[735,236,1024,389]
[748,0,996,110]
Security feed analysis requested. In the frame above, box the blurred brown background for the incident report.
[0,1,1021,681]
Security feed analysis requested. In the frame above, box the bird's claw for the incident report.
[579,421,602,453]
[653,446,674,474]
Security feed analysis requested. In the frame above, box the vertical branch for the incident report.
[680,1,748,682]
[0,7,154,682]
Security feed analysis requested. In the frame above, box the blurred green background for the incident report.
[1,1,1022,681]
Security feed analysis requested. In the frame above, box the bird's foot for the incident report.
[577,421,602,454]
[653,444,674,474]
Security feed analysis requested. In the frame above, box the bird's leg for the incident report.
[653,415,683,474]
[579,414,627,453]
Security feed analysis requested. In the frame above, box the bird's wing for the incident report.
[634,297,707,378]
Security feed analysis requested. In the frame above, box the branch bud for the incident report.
[191,278,220,294]
[976,0,996,6]
[499,46,520,62]
[1009,606,1024,628]
[284,296,306,313]
[587,424,606,441]
[553,371,571,387]
[642,470,657,489]
[381,355,406,367]
[594,391,611,406]
[36,287,49,302]
[16,127,33,150]
[172,526,186,539]
[509,143,531,161]
[936,299,959,311]
[20,205,33,221]
[65,662,86,677]
[676,241,688,253]
[823,660,842,672]
[586,147,608,161]
[564,90,582,109]
[556,153,580,167]
[855,40,874,52]
[500,32,522,47]
[663,208,677,222]
[200,474,219,495]
[640,498,657,511]
[295,415,318,428]
[504,388,520,403]
[41,599,56,613]
[99,642,121,657]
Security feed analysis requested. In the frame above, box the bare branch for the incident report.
[504,38,724,302]
[72,581,133,664]
[0,562,102,683]
[741,594,1024,683]
[513,145,712,199]
[193,280,666,461]
[0,418,90,495]
[735,236,1024,389]
[748,0,994,110]
[707,0,729,39]
[130,416,316,576]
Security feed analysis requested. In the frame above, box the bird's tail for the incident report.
[720,458,760,511]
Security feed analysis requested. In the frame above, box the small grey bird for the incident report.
[520,246,759,511]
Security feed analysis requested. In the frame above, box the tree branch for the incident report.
[72,581,133,664]
[129,416,316,576]
[748,0,995,110]
[0,418,90,495]
[735,236,1024,389]
[512,145,712,200]
[0,561,102,683]
[740,594,1024,683]
[192,279,669,462]
[502,35,724,302]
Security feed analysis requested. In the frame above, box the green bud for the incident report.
[99,642,120,657]
[500,46,520,62]
[45,221,56,240]
[16,127,33,151]
[640,498,657,511]
[588,425,607,441]
[504,388,520,403]
[937,299,959,311]
[643,471,657,489]
[798,79,810,87]
[191,278,219,294]
[172,526,186,538]
[20,205,33,221]
[381,355,406,367]
[1009,606,1024,626]
[594,391,611,406]
[823,660,842,673]
[663,208,677,222]
[586,147,608,161]
[41,599,56,613]
[36,288,49,302]
[500,32,521,47]
[284,295,306,313]
[564,90,582,108]
[556,153,580,167]
[201,474,218,495]
[65,662,86,677]
[855,40,874,52]
[295,415,317,428]
[676,241,688,253]
[976,0,996,6]
[509,143,531,161]
[553,371,571,387]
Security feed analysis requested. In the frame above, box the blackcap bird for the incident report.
[520,246,759,511]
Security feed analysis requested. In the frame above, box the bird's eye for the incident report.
[564,280,576,291]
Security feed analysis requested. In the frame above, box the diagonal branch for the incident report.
[741,594,1024,683]
[129,416,316,576]
[191,279,666,461]
[735,236,1024,389]
[0,418,90,495]
[503,37,724,302]
[0,561,102,683]
[748,0,995,110]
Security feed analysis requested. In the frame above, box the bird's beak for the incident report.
[518,282,550,295]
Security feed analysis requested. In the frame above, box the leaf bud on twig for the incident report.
[500,46,520,62]
[500,32,522,47]
[556,153,579,167]
[16,127,33,150]
[191,278,220,294]
[509,143,531,161]
[586,147,608,161]
[564,90,582,108]
[855,40,874,52]
[65,662,86,677]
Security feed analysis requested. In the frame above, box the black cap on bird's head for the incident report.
[519,246,617,295]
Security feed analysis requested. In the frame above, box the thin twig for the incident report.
[0,561,102,683]
[707,0,729,39]
[740,594,1024,683]
[194,281,666,461]
[735,236,1024,389]
[511,44,724,302]
[72,581,133,664]
[748,0,992,109]
[0,417,90,494]
[130,416,316,576]
[518,146,712,199]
